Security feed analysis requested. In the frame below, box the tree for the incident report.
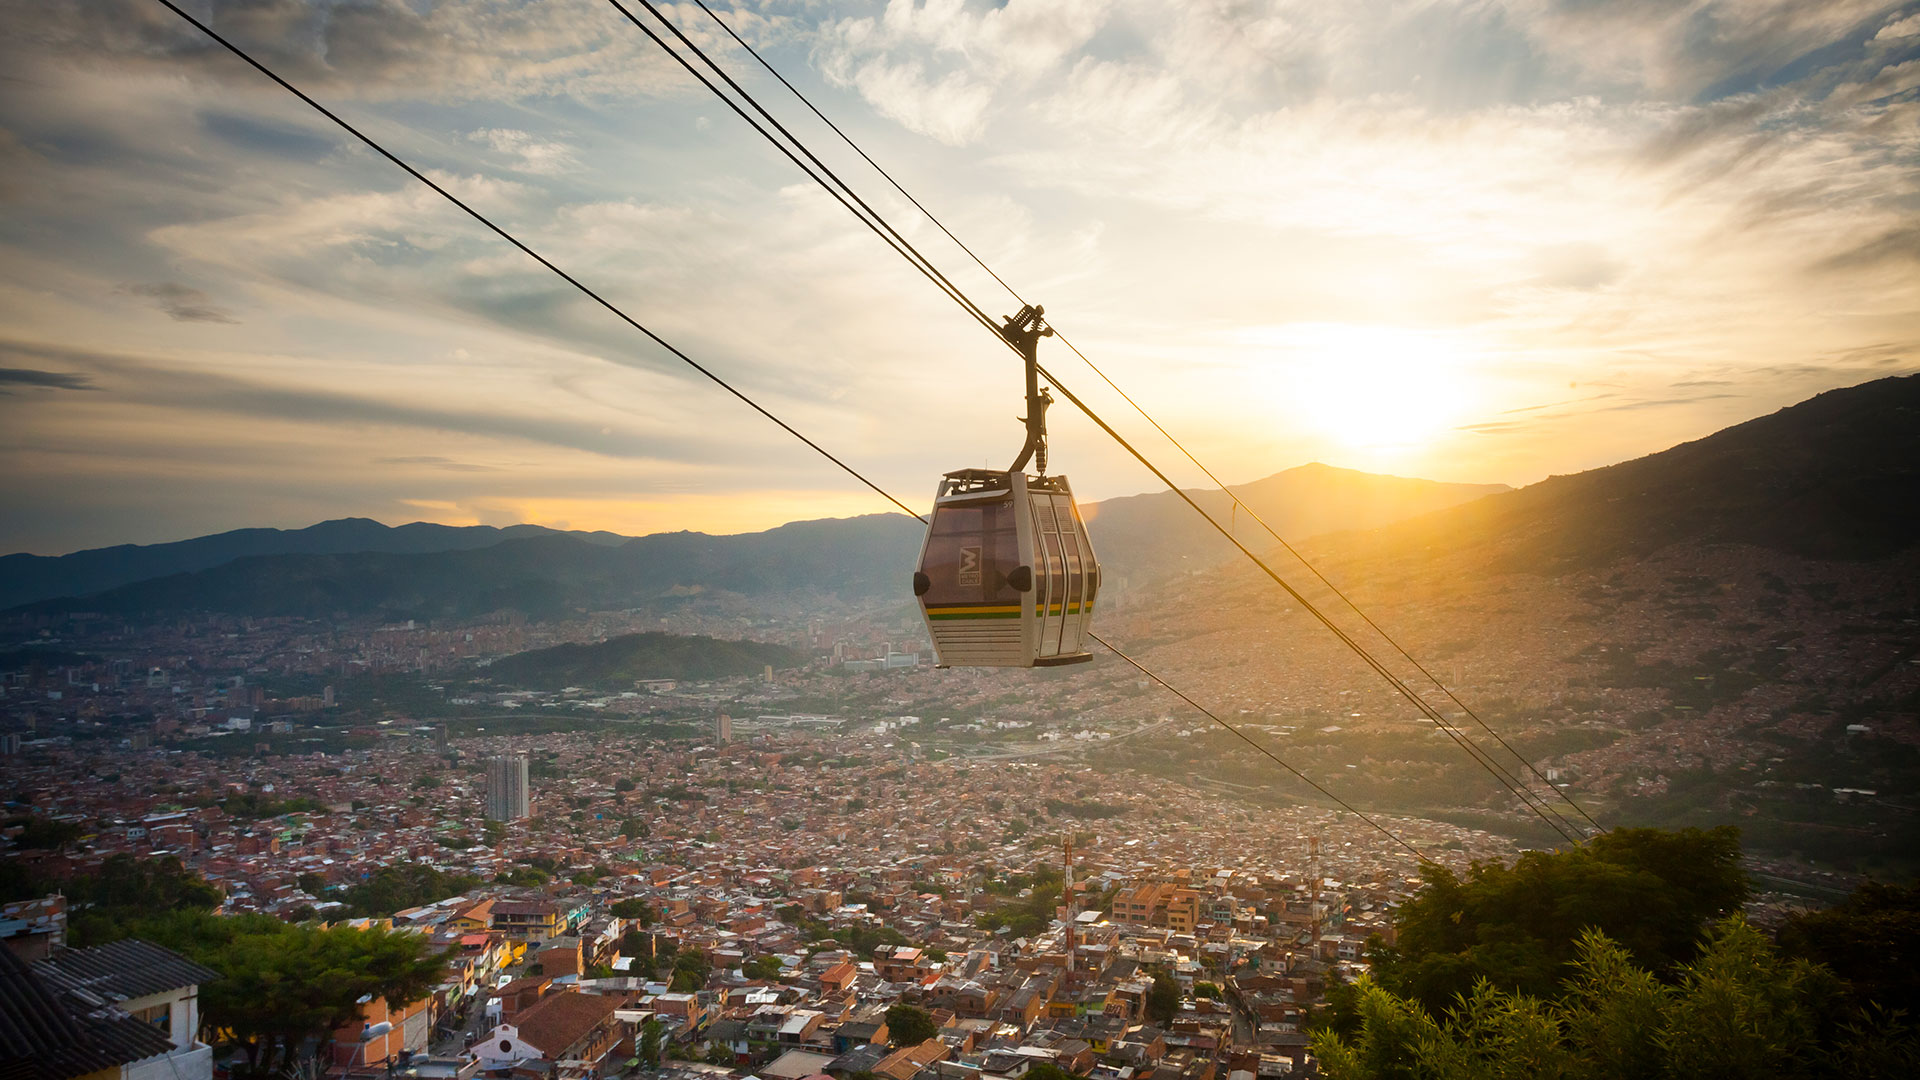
[7,815,85,851]
[886,1003,939,1047]
[1195,981,1222,1000]
[130,910,446,1077]
[1146,969,1182,1026]
[338,864,482,918]
[1022,1064,1081,1080]
[744,954,784,980]
[621,817,650,840]
[1311,918,1917,1080]
[671,947,710,992]
[1368,826,1747,1015]
[1778,880,1920,1018]
[296,872,328,895]
[612,898,656,925]
[615,778,637,792]
[640,1018,664,1069]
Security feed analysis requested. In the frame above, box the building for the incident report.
[22,938,221,1080]
[477,990,627,1080]
[485,753,531,822]
[714,714,732,744]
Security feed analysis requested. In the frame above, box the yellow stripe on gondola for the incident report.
[1039,602,1096,615]
[926,604,1022,620]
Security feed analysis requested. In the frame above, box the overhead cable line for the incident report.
[693,0,1601,837]
[144,0,1432,863]
[624,1,1588,842]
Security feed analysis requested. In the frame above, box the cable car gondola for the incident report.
[912,306,1101,667]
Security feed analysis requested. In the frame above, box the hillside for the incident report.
[0,517,631,609]
[481,631,806,689]
[1333,373,1920,573]
[1103,375,1920,870]
[1085,463,1508,583]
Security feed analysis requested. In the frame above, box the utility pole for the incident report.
[1308,835,1323,957]
[1062,836,1077,972]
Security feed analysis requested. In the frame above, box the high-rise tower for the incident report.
[486,752,531,821]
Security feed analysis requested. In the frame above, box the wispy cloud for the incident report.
[120,281,238,323]
[0,366,95,392]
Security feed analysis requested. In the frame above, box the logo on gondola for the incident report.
[957,545,982,586]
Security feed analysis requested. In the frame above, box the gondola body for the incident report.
[913,468,1100,667]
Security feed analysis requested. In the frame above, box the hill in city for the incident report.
[480,631,805,690]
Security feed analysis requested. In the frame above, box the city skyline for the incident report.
[2,0,1917,554]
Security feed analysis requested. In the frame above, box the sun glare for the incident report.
[1243,323,1479,457]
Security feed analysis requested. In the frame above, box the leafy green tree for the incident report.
[1311,919,1917,1080]
[1194,981,1222,1000]
[621,817,650,839]
[1370,827,1746,1015]
[886,1003,939,1047]
[612,898,656,924]
[1146,969,1182,1025]
[615,778,637,792]
[744,954,784,980]
[7,815,85,850]
[640,1018,664,1068]
[671,947,710,991]
[129,910,446,1076]
[339,864,482,918]
[1022,1064,1081,1080]
[1778,880,1920,1017]
[295,872,329,895]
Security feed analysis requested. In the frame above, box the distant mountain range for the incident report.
[1,464,1511,618]
[481,631,805,689]
[0,518,628,610]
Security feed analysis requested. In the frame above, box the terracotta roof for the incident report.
[874,1039,949,1080]
[513,991,619,1057]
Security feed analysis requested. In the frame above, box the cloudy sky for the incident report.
[1,0,1916,554]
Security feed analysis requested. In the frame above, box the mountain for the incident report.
[5,466,1512,618]
[481,631,806,689]
[1329,373,1920,573]
[0,518,631,609]
[1117,374,1920,865]
[11,515,928,620]
[1085,463,1508,583]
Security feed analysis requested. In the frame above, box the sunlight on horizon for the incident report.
[1241,323,1483,456]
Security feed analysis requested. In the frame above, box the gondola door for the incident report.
[1032,492,1069,657]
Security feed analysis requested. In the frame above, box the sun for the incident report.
[1244,323,1479,455]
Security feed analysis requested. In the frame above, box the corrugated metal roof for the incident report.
[34,939,220,1004]
[0,945,180,1080]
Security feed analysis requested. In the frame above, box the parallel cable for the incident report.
[599,0,1009,343]
[145,0,1432,862]
[1092,632,1429,862]
[681,1,1599,837]
[1037,366,1583,846]
[613,0,1583,842]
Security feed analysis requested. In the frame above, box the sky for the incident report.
[1,0,1916,555]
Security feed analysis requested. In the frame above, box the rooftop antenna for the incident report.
[1062,835,1076,972]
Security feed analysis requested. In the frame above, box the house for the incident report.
[18,938,221,1080]
[490,900,562,943]
[327,990,432,1071]
[451,900,496,934]
[870,1039,949,1080]
[478,990,627,1080]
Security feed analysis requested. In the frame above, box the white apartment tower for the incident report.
[485,752,531,821]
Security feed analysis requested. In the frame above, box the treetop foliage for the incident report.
[1314,918,1917,1080]
[1373,826,1746,1013]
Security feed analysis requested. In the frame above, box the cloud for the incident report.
[469,128,577,175]
[375,455,501,472]
[1874,12,1920,40]
[121,281,239,323]
[0,366,95,392]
